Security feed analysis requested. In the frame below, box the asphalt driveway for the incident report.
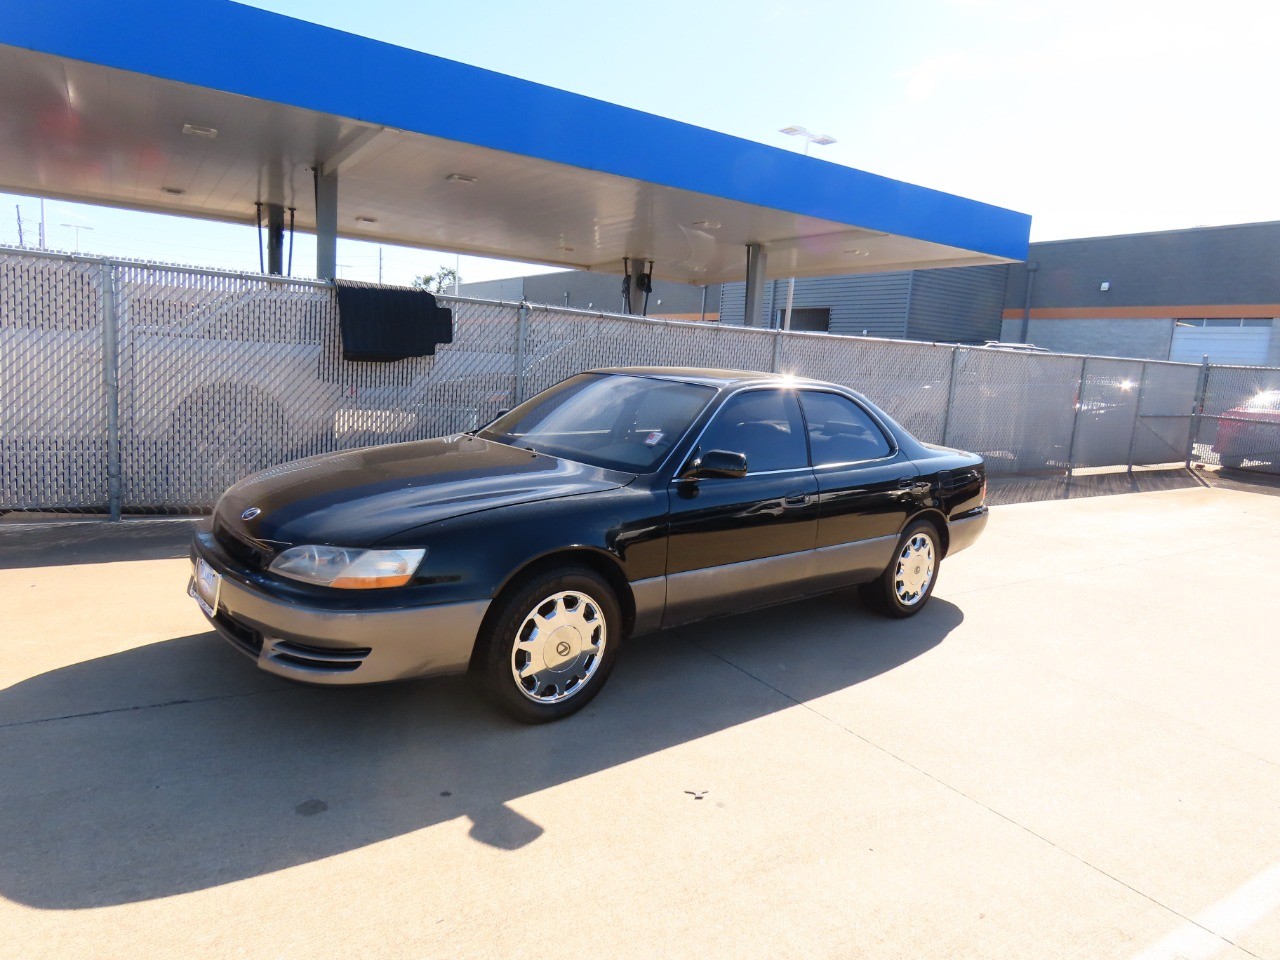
[2,485,1279,959]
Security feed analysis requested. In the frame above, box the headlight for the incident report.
[269,545,426,589]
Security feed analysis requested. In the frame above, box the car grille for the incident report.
[265,639,371,674]
[213,610,265,659]
[213,518,276,571]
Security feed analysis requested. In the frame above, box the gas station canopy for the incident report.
[0,0,1029,287]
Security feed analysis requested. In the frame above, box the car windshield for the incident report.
[478,373,716,472]
[1243,390,1280,412]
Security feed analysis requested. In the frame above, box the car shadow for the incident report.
[0,592,962,909]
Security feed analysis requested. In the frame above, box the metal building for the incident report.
[1002,221,1280,366]
[461,273,722,322]
[462,263,1011,343]
[717,264,1008,341]
[713,220,1279,363]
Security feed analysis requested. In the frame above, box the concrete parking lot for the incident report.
[2,483,1279,960]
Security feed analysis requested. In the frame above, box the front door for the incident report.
[663,388,817,626]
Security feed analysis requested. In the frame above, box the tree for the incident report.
[413,266,461,294]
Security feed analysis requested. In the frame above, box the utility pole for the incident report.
[15,204,23,247]
[39,198,46,249]
[60,223,93,254]
[778,126,836,330]
[378,247,383,285]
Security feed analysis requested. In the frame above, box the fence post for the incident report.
[1185,355,1211,469]
[101,262,122,521]
[771,329,782,373]
[513,301,529,406]
[1064,356,1088,481]
[940,346,961,447]
[1125,361,1148,473]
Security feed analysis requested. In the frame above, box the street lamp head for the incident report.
[780,125,836,147]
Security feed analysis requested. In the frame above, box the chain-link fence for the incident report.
[1194,364,1280,470]
[2,246,1277,515]
[0,253,107,510]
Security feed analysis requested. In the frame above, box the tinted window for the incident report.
[696,389,808,473]
[799,391,892,465]
[1244,390,1280,412]
[480,373,715,472]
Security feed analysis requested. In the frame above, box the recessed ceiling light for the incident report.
[355,215,378,223]
[445,173,477,184]
[160,186,185,196]
[182,123,218,139]
[692,220,721,229]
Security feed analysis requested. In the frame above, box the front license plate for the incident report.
[189,558,222,618]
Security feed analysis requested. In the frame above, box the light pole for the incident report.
[60,223,94,254]
[778,126,836,331]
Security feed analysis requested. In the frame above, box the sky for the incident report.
[3,0,1278,285]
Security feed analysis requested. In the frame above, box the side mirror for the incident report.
[683,449,748,479]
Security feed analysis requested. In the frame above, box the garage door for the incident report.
[1170,324,1273,365]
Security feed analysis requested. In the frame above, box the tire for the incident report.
[471,565,622,723]
[860,519,941,619]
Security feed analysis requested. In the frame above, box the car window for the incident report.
[696,389,808,473]
[1242,390,1280,413]
[799,391,893,465]
[479,373,715,472]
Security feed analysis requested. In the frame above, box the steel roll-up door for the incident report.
[1170,323,1273,365]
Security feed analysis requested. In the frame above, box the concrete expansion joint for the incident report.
[0,686,288,731]
[671,627,1266,960]
[960,643,1280,776]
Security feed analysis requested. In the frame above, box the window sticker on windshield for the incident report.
[644,431,664,446]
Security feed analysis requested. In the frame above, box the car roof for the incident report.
[590,366,832,389]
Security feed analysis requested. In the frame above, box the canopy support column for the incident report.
[314,168,338,280]
[743,243,768,327]
[265,203,284,275]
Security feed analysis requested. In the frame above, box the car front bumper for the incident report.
[190,533,487,686]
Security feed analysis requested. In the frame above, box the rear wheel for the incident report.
[861,519,940,618]
[472,565,622,723]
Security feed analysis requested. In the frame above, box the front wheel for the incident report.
[472,566,622,723]
[860,520,940,618]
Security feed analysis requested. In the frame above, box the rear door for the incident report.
[663,388,818,626]
[797,390,919,590]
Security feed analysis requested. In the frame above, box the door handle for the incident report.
[784,491,810,506]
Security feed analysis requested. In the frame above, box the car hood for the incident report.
[215,435,632,547]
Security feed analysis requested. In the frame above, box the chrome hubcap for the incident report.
[510,590,606,704]
[894,533,935,606]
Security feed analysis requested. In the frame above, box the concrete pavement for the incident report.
[2,486,1279,959]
